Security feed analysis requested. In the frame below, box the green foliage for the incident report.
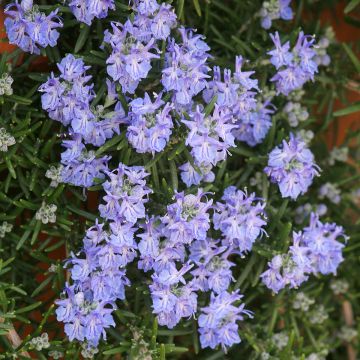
[0,0,359,359]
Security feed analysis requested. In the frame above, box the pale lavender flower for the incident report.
[99,164,151,224]
[260,0,293,29]
[69,0,115,25]
[5,0,62,54]
[204,56,273,147]
[213,186,267,254]
[162,27,211,106]
[161,189,212,246]
[61,149,109,188]
[104,21,159,94]
[179,162,215,188]
[302,213,347,275]
[261,215,347,293]
[182,105,236,167]
[127,93,174,154]
[133,2,177,41]
[268,31,318,95]
[232,100,274,146]
[198,291,253,351]
[264,133,320,200]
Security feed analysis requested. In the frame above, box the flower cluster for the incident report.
[213,186,267,254]
[40,55,126,187]
[0,73,14,96]
[56,163,151,346]
[260,0,293,29]
[162,27,210,107]
[103,0,177,95]
[0,127,16,152]
[180,105,235,186]
[39,0,350,355]
[232,99,274,147]
[45,165,64,188]
[4,0,62,54]
[99,164,151,223]
[127,93,174,154]
[138,188,256,350]
[68,0,115,25]
[265,133,320,200]
[179,162,215,188]
[198,291,253,350]
[103,21,160,94]
[261,213,346,293]
[268,31,318,95]
[204,57,273,147]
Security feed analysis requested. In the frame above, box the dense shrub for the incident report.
[0,0,359,359]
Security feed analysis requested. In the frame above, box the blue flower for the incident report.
[69,0,115,25]
[264,133,320,200]
[198,291,253,351]
[182,105,236,167]
[268,31,318,95]
[204,56,273,147]
[104,21,160,94]
[179,162,215,188]
[5,0,62,54]
[213,186,267,254]
[127,93,174,154]
[302,213,347,275]
[99,164,151,224]
[261,215,347,293]
[260,0,293,29]
[162,189,212,246]
[162,27,211,107]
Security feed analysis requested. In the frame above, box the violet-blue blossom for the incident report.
[104,20,160,94]
[268,31,318,95]
[198,291,253,351]
[40,55,127,188]
[264,133,320,200]
[161,189,213,246]
[99,163,151,224]
[261,214,347,293]
[57,163,152,346]
[150,263,197,328]
[213,186,267,254]
[5,0,62,54]
[232,100,274,147]
[127,93,174,154]
[260,0,293,29]
[133,1,177,41]
[302,213,346,275]
[182,105,236,167]
[204,56,273,147]
[61,149,110,188]
[190,239,234,294]
[68,0,115,25]
[179,162,215,188]
[162,27,211,107]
